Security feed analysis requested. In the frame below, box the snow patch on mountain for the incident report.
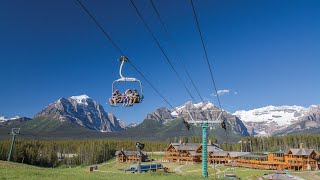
[233,105,307,136]
[118,119,127,129]
[0,116,7,121]
[127,123,139,128]
[0,116,21,122]
[171,101,217,117]
[70,95,90,104]
[36,95,125,132]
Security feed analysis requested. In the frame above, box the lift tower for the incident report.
[182,107,225,178]
[7,128,20,161]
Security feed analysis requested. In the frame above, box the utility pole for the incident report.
[7,128,20,161]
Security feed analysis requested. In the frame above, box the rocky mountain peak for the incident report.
[35,95,125,132]
[145,101,249,136]
[0,116,31,126]
[234,105,320,136]
[146,107,174,122]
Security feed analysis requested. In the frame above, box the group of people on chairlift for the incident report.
[109,88,140,106]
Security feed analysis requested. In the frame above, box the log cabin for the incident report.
[164,143,201,163]
[284,148,319,170]
[115,150,147,163]
[209,151,250,164]
[164,142,223,164]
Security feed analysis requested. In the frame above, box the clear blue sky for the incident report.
[1,0,320,124]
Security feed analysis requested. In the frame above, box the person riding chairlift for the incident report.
[132,88,140,104]
[119,92,126,103]
[124,89,133,106]
[109,89,120,106]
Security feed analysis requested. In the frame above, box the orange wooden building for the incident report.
[228,148,320,171]
[115,150,148,163]
[164,142,222,164]
[164,142,320,171]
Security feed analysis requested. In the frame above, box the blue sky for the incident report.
[1,0,320,124]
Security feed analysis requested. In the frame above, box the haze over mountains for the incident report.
[1,95,320,141]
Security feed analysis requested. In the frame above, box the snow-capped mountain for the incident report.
[35,95,125,132]
[146,101,249,136]
[233,105,308,136]
[127,123,139,128]
[171,101,217,118]
[274,105,320,135]
[117,119,139,129]
[0,116,31,126]
[0,116,20,122]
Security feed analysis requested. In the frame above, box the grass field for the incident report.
[1,160,320,180]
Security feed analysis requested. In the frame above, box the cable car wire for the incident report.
[75,0,125,55]
[190,0,227,130]
[130,0,198,104]
[149,0,213,125]
[75,0,175,109]
[149,0,205,103]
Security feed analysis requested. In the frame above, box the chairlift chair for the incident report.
[110,56,144,106]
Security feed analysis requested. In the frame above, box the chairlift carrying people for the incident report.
[110,56,144,107]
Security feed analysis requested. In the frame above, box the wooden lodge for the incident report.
[115,150,148,163]
[228,148,320,171]
[164,142,320,171]
[209,151,250,164]
[164,142,222,164]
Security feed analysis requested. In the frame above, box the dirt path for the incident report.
[208,164,222,175]
[292,171,319,180]
[175,164,186,174]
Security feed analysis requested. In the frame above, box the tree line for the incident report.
[2,134,320,167]
[220,134,320,152]
[0,138,167,167]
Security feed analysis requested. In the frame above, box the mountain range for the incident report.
[234,105,320,136]
[1,95,320,141]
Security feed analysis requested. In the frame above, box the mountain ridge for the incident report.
[33,95,125,132]
[234,104,320,136]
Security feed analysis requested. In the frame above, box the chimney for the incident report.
[179,138,182,144]
[300,143,303,149]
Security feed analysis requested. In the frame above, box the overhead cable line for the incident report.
[190,0,227,130]
[150,0,211,124]
[149,0,205,103]
[130,0,198,104]
[75,0,175,110]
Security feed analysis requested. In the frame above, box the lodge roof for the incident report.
[170,143,223,152]
[189,151,201,156]
[228,152,250,158]
[288,148,315,156]
[210,151,250,157]
[207,144,223,152]
[211,151,228,157]
[115,150,146,157]
[273,151,285,154]
[240,153,268,159]
[174,143,200,151]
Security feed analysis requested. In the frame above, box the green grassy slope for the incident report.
[1,160,315,180]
